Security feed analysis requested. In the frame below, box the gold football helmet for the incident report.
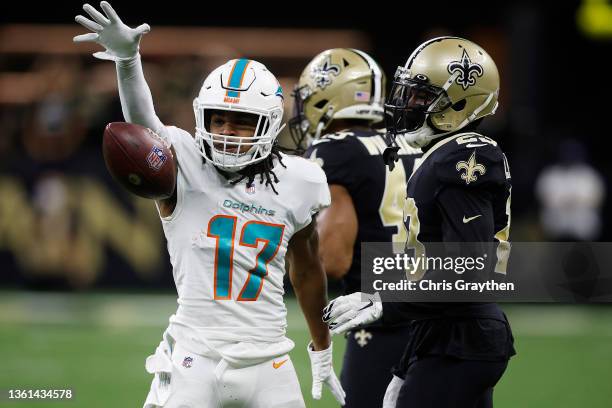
[289,48,385,149]
[385,36,499,148]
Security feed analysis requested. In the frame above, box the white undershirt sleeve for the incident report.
[115,54,165,135]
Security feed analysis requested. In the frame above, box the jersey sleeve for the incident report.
[436,185,495,242]
[434,142,512,274]
[292,158,332,232]
[433,141,511,241]
[434,143,508,189]
[304,134,365,193]
[154,127,197,223]
[162,126,197,159]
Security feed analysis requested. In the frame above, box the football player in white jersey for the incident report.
[74,2,345,407]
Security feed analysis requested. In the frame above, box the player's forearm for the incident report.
[316,186,358,280]
[318,223,352,279]
[293,273,332,351]
[116,54,164,133]
[319,243,352,280]
[288,221,332,350]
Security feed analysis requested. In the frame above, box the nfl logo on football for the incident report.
[182,356,193,368]
[146,145,167,172]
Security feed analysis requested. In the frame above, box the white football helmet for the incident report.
[193,59,284,172]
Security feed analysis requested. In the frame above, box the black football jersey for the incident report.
[304,129,422,295]
[382,131,512,322]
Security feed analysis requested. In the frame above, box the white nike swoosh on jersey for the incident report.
[466,143,488,148]
[463,215,482,223]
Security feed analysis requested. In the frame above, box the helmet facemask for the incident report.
[194,103,282,172]
[384,67,452,135]
[288,84,314,152]
[192,58,285,173]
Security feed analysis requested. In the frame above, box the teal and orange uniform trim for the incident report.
[224,59,251,103]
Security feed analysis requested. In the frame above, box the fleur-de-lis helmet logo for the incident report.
[456,150,486,185]
[447,49,484,90]
[310,56,341,89]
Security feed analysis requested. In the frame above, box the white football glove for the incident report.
[73,1,150,61]
[323,292,383,335]
[307,341,346,405]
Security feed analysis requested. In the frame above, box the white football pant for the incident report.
[143,341,305,408]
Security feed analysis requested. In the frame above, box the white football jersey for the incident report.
[157,126,330,366]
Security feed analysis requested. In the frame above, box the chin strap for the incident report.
[274,123,287,138]
[314,106,335,139]
[384,92,497,162]
[383,124,448,169]
[454,91,496,131]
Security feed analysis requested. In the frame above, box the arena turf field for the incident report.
[1,292,611,407]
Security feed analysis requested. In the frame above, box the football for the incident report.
[102,122,176,199]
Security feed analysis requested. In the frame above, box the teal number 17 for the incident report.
[207,215,285,301]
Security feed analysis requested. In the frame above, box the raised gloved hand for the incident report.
[73,1,150,61]
[323,292,383,335]
[307,341,346,405]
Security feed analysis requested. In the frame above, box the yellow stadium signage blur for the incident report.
[0,176,163,287]
[577,0,612,37]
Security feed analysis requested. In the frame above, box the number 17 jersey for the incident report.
[159,126,330,365]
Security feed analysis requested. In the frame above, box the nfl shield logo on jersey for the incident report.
[246,183,256,195]
[182,356,193,368]
[147,145,167,172]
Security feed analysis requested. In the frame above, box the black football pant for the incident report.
[340,326,412,408]
[395,356,509,408]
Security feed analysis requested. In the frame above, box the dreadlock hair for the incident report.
[202,109,287,194]
[230,143,286,194]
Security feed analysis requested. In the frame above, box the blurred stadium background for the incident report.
[1,1,611,407]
